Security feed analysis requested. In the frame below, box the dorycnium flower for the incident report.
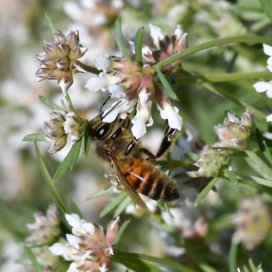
[195,146,230,177]
[143,24,188,73]
[36,30,87,93]
[233,197,271,250]
[44,111,67,153]
[64,112,87,142]
[26,204,60,246]
[85,52,182,139]
[49,214,119,272]
[212,108,254,150]
[253,44,272,122]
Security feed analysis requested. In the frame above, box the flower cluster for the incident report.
[196,108,254,177]
[85,24,186,138]
[253,44,272,122]
[36,30,87,93]
[26,204,60,246]
[49,214,119,272]
[44,111,87,153]
[232,197,271,250]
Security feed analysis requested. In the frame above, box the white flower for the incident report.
[94,55,111,72]
[149,24,165,49]
[49,214,120,272]
[263,44,272,72]
[253,81,272,98]
[158,102,182,130]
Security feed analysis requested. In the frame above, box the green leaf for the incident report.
[113,252,195,272]
[194,177,219,207]
[250,176,272,188]
[114,17,130,59]
[224,170,239,185]
[229,241,238,272]
[134,26,144,65]
[39,95,63,111]
[53,140,81,183]
[245,151,272,180]
[114,218,131,245]
[156,69,178,100]
[86,186,113,200]
[255,130,272,165]
[81,130,91,158]
[100,191,127,218]
[34,143,67,213]
[259,0,272,22]
[69,199,84,218]
[112,254,164,272]
[113,195,131,218]
[23,244,43,272]
[23,133,45,142]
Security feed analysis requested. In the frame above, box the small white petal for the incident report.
[149,24,165,49]
[253,81,272,94]
[266,114,272,122]
[65,214,81,228]
[66,234,81,249]
[108,84,125,98]
[142,45,153,55]
[85,74,108,92]
[267,57,272,72]
[49,243,75,261]
[99,263,108,272]
[158,104,182,130]
[131,118,147,139]
[103,99,135,123]
[81,222,95,235]
[94,55,111,72]
[263,44,272,57]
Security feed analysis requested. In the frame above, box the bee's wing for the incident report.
[109,155,148,210]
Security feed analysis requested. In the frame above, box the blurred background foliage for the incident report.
[0,0,272,271]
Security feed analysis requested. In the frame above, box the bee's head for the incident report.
[88,116,113,140]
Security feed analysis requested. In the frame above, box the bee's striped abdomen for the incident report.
[122,158,179,201]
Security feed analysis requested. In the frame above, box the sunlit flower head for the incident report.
[49,214,119,272]
[143,24,188,73]
[36,30,87,93]
[85,53,182,139]
[233,197,271,250]
[26,204,60,246]
[212,108,254,150]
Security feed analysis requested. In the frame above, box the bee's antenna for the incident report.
[101,100,122,120]
[99,95,111,120]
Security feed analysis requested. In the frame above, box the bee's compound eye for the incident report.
[95,123,111,139]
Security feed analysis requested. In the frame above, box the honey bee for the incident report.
[88,115,179,210]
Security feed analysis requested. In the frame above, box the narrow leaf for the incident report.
[69,199,84,218]
[53,140,81,183]
[156,69,178,100]
[134,26,144,65]
[45,12,56,37]
[39,95,63,111]
[194,177,219,207]
[86,186,113,201]
[114,218,131,245]
[114,17,130,59]
[23,133,45,142]
[251,176,272,188]
[34,143,67,213]
[245,151,272,180]
[100,191,127,218]
[113,195,131,218]
[259,0,272,22]
[81,130,91,158]
[112,254,164,272]
[23,244,43,272]
[229,241,238,272]
[114,252,195,272]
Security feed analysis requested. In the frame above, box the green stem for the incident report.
[153,35,272,69]
[65,93,76,113]
[175,70,271,85]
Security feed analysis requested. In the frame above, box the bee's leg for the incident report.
[155,126,177,159]
[124,137,137,155]
[140,148,156,160]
